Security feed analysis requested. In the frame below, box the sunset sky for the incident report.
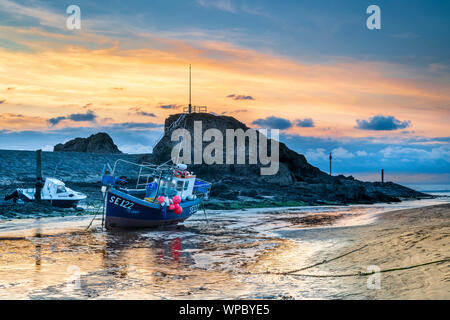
[0,0,449,184]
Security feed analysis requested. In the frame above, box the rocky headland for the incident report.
[53,132,122,154]
[140,113,429,209]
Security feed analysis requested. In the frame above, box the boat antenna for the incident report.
[188,64,192,114]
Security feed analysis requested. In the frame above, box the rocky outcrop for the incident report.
[140,113,428,205]
[54,132,122,154]
[148,113,328,186]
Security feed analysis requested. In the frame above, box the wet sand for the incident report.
[0,200,448,299]
[332,203,449,299]
[248,203,449,299]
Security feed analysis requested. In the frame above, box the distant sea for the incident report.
[405,184,450,197]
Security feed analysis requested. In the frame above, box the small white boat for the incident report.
[7,178,87,208]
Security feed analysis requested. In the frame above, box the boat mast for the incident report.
[188,64,192,114]
[35,149,43,201]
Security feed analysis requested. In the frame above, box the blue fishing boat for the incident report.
[101,160,211,229]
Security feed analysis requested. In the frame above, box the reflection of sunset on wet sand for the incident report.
[1,201,448,299]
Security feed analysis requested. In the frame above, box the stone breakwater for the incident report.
[0,149,141,186]
[0,150,143,218]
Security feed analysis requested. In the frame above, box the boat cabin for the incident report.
[43,178,68,198]
[172,175,196,200]
[16,177,86,207]
[146,167,196,201]
[102,160,211,203]
[35,178,85,201]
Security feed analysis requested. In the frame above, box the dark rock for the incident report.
[368,191,400,203]
[210,182,230,197]
[219,191,239,200]
[241,189,258,197]
[143,113,328,186]
[54,132,122,154]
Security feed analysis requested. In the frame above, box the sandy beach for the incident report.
[0,200,448,299]
[248,203,449,299]
[332,203,449,299]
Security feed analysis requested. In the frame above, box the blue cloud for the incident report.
[68,111,97,122]
[295,118,314,128]
[138,111,156,117]
[159,104,181,109]
[113,122,163,129]
[355,115,411,131]
[47,116,66,126]
[221,109,248,115]
[252,116,292,129]
[129,107,156,117]
[227,94,255,100]
[47,110,97,127]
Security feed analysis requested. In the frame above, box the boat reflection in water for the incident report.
[101,230,189,279]
[0,225,207,299]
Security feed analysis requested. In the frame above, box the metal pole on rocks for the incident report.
[35,149,43,202]
[329,152,332,176]
[381,169,384,183]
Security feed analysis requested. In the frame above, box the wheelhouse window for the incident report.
[56,186,66,194]
[157,179,177,197]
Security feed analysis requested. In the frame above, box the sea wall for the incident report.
[0,149,141,186]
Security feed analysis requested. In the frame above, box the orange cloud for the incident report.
[0,113,45,130]
[0,26,449,138]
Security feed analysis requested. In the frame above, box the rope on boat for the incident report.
[101,191,106,228]
[157,158,173,168]
[85,193,106,231]
[85,204,100,231]
[202,200,209,225]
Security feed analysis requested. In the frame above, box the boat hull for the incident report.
[17,190,84,208]
[105,189,201,229]
[44,199,81,208]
